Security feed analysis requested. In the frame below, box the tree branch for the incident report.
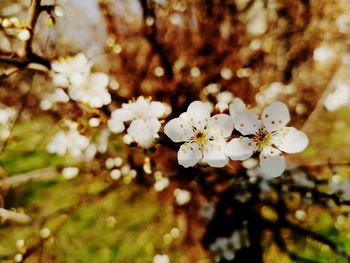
[0,208,31,224]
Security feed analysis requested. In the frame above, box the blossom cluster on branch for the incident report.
[46,53,309,179]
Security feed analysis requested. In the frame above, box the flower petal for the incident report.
[186,101,211,130]
[225,137,257,160]
[234,109,260,135]
[146,117,161,137]
[127,119,155,148]
[203,139,229,167]
[229,98,246,120]
[178,143,202,168]
[273,127,309,153]
[108,118,125,133]
[259,147,286,178]
[111,108,134,122]
[206,114,234,138]
[261,101,290,132]
[150,101,166,118]
[164,117,193,142]
[91,72,109,89]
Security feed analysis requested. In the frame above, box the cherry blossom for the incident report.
[108,96,167,148]
[51,53,91,87]
[164,101,234,167]
[68,72,111,108]
[225,101,308,178]
[0,106,16,126]
[153,254,169,263]
[324,82,350,111]
[47,127,90,157]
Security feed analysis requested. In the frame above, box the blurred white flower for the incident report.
[313,45,336,63]
[0,106,16,125]
[209,229,250,262]
[165,101,233,168]
[215,91,234,112]
[153,254,169,263]
[51,53,91,87]
[154,177,170,192]
[68,72,111,108]
[96,129,110,153]
[47,127,90,157]
[328,175,350,200]
[324,82,350,112]
[40,88,70,110]
[0,107,14,141]
[108,96,167,148]
[174,188,191,205]
[62,167,79,179]
[199,202,215,220]
[255,82,283,107]
[226,101,308,178]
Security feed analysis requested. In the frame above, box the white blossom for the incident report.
[215,91,234,112]
[47,127,90,157]
[68,72,111,108]
[164,101,234,168]
[0,106,16,125]
[108,96,167,148]
[174,188,191,205]
[226,101,308,178]
[0,106,16,141]
[62,167,79,179]
[153,254,169,263]
[328,175,350,200]
[324,82,350,111]
[51,53,91,87]
[40,88,70,110]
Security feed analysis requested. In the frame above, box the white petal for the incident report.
[146,117,161,137]
[178,143,202,168]
[70,72,88,87]
[111,108,134,122]
[259,148,286,178]
[261,101,290,132]
[234,109,260,135]
[127,119,155,148]
[150,101,166,118]
[229,98,246,120]
[91,72,109,89]
[108,118,125,133]
[226,137,257,160]
[206,114,234,138]
[71,53,89,69]
[164,117,193,142]
[203,139,229,167]
[273,127,309,153]
[186,101,211,130]
[52,74,69,87]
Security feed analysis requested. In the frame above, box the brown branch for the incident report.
[139,0,174,80]
[0,0,51,69]
[0,167,59,190]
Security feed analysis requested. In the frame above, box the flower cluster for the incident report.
[165,101,233,168]
[108,96,168,148]
[51,53,111,108]
[165,100,308,178]
[47,122,90,158]
[209,227,250,262]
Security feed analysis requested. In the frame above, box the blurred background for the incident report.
[1,0,350,262]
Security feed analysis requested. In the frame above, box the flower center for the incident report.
[253,130,271,152]
[193,130,208,147]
